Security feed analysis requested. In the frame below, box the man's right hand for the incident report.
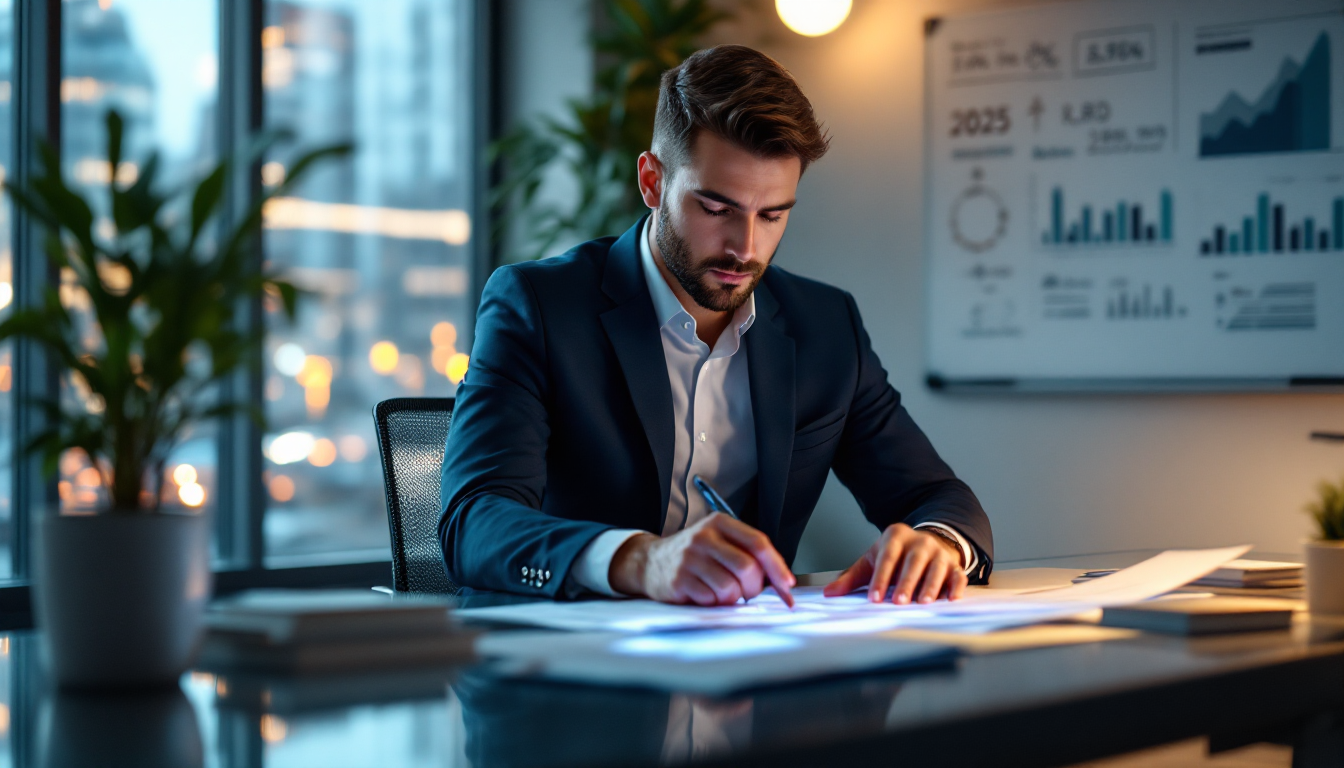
[607,513,796,605]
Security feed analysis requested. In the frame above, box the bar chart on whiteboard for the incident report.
[924,0,1344,388]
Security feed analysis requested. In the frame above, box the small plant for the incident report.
[0,110,350,513]
[1307,476,1344,541]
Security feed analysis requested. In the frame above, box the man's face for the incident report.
[643,132,802,312]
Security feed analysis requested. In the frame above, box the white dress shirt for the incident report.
[568,220,975,596]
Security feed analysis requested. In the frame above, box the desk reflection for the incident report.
[451,667,906,767]
[38,685,203,768]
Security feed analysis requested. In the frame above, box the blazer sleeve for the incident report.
[438,265,613,597]
[829,292,995,582]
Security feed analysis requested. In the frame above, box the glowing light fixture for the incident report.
[776,0,852,37]
[178,483,206,508]
[446,353,470,384]
[308,438,337,467]
[430,320,457,348]
[260,714,288,744]
[172,464,198,486]
[269,474,295,502]
[266,431,315,465]
[0,281,12,310]
[338,435,368,462]
[263,197,471,245]
[273,343,306,377]
[369,341,399,374]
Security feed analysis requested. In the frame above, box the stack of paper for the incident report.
[1189,559,1303,588]
[461,546,1252,692]
[200,590,476,674]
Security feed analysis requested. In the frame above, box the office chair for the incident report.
[373,397,458,595]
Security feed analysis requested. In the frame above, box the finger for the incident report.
[716,518,796,603]
[674,571,723,606]
[690,555,746,606]
[892,545,933,605]
[703,534,765,598]
[867,531,908,603]
[916,559,951,604]
[944,569,969,601]
[824,557,873,597]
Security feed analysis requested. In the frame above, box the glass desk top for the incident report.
[9,573,1344,768]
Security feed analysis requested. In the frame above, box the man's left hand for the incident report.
[822,523,967,604]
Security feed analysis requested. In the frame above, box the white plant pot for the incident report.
[34,513,212,688]
[1305,540,1344,616]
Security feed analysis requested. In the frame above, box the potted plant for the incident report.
[1305,474,1344,615]
[0,111,348,687]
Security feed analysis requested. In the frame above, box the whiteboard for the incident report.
[924,0,1344,391]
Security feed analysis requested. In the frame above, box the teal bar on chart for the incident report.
[1160,190,1172,242]
[1257,194,1270,253]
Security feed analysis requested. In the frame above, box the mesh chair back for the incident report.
[373,398,458,594]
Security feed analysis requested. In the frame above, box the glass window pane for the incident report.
[0,0,12,580]
[61,0,219,515]
[262,0,475,564]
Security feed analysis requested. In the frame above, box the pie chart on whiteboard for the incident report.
[950,171,1009,254]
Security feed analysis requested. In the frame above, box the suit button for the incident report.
[544,570,551,580]
[521,566,528,576]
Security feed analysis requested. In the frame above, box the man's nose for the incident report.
[726,215,757,264]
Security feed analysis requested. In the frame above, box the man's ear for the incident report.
[637,151,664,209]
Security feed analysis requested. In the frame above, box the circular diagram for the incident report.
[950,175,1009,254]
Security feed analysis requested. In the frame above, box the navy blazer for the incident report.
[439,216,993,597]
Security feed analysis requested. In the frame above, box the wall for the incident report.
[496,0,594,261]
[497,0,1344,573]
[704,0,1344,572]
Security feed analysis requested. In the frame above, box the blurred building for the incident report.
[260,0,474,562]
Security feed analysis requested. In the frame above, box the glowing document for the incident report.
[458,546,1250,635]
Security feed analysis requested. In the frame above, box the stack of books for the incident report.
[1101,596,1297,636]
[199,590,477,674]
[1189,559,1304,589]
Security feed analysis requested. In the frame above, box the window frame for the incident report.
[0,0,495,628]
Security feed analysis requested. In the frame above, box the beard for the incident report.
[655,205,766,313]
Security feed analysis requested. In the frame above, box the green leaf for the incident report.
[187,162,227,249]
[106,110,124,204]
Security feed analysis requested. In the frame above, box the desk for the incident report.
[12,561,1344,768]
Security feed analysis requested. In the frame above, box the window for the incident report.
[0,0,12,579]
[260,0,475,564]
[0,0,482,593]
[59,0,220,516]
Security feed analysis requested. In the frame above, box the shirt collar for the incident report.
[638,217,756,339]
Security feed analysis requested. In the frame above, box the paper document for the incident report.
[477,629,956,695]
[458,546,1250,636]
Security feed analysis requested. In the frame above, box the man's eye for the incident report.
[700,203,731,217]
[761,213,783,224]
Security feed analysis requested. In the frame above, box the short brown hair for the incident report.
[652,45,829,174]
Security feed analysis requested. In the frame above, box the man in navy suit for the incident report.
[440,45,992,604]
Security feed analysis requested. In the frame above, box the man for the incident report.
[440,45,992,605]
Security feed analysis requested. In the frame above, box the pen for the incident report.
[692,475,796,609]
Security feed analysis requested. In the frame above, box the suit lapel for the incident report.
[745,280,795,542]
[599,217,674,529]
